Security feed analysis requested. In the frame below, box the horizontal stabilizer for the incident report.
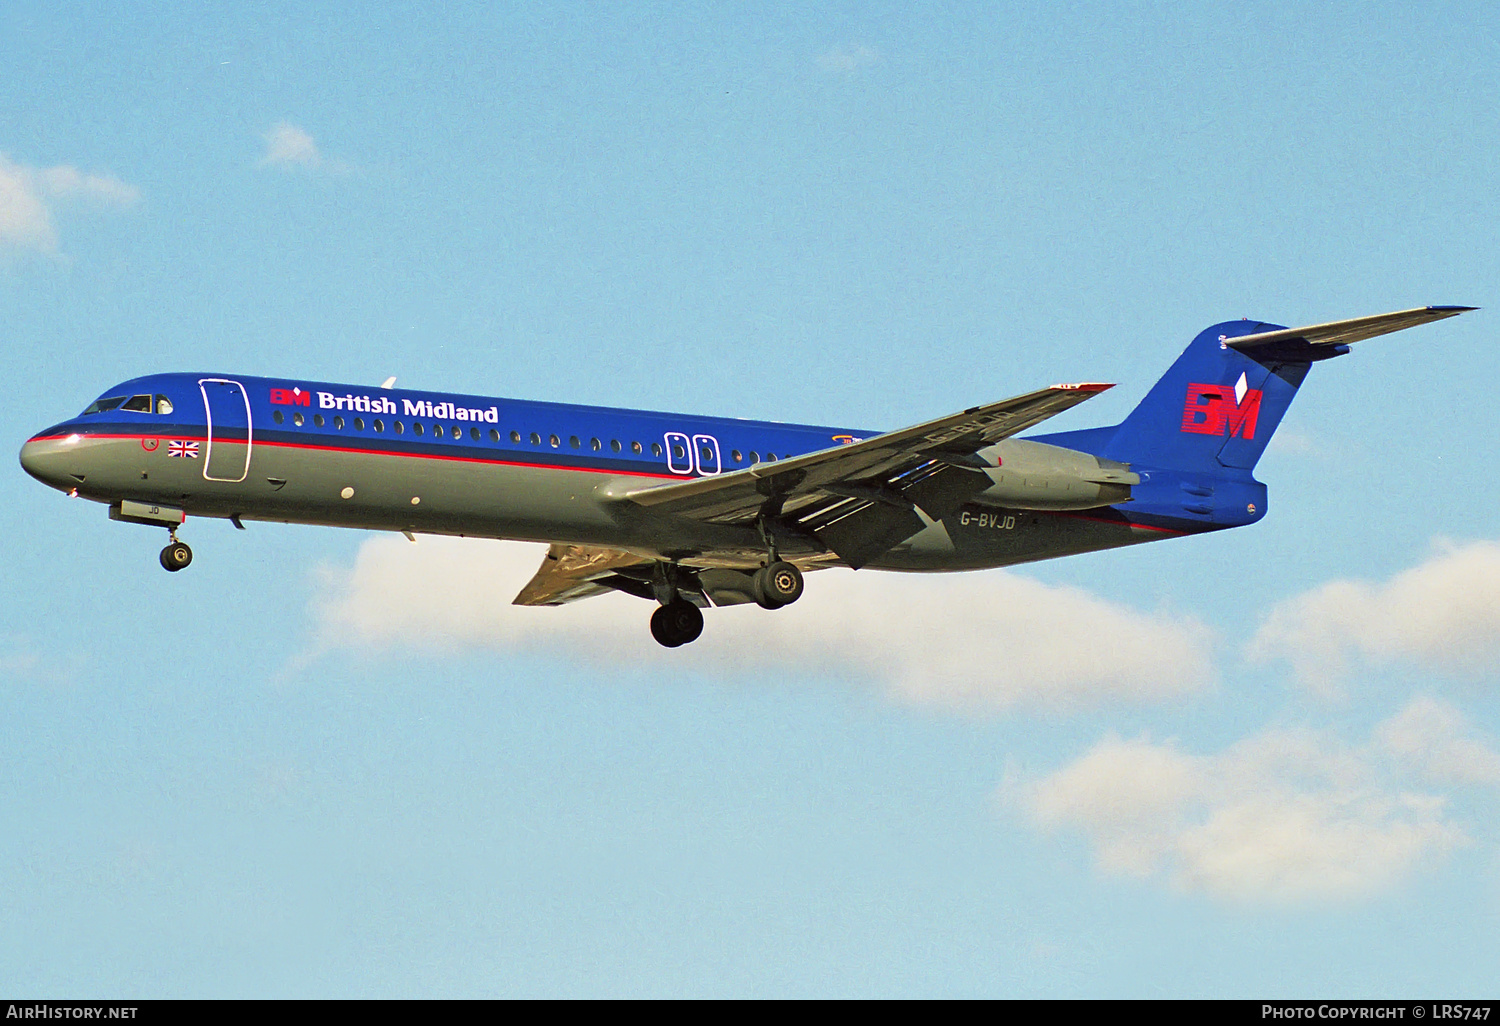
[1226,305,1475,353]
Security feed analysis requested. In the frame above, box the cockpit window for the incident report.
[82,396,126,415]
[82,393,175,415]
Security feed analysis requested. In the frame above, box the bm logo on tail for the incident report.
[1181,372,1261,439]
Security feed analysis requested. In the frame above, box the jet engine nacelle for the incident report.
[971,439,1137,511]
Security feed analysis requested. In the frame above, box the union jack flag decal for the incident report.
[168,440,200,459]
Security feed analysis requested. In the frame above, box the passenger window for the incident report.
[767,453,777,461]
[470,427,480,441]
[451,425,462,440]
[121,394,152,413]
[569,436,580,448]
[374,419,384,433]
[651,442,662,457]
[731,450,743,463]
[155,395,173,415]
[530,432,541,445]
[82,397,126,415]
[590,438,601,451]
[489,429,500,442]
[433,423,443,436]
[548,434,560,448]
[510,430,521,443]
[294,412,304,426]
[314,414,325,427]
[394,420,403,434]
[749,452,759,463]
[354,417,365,430]
[334,416,345,430]
[672,444,685,459]
[701,446,712,462]
[273,410,284,424]
[610,439,621,453]
[413,422,423,435]
[631,441,642,454]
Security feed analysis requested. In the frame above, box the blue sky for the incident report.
[3,1,1499,997]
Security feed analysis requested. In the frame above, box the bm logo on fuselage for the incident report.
[270,387,312,406]
[1180,381,1262,439]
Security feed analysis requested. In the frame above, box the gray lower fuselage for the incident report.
[21,428,1189,574]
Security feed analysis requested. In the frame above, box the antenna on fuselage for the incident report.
[380,376,397,389]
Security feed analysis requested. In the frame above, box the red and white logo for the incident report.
[269,387,312,406]
[1181,373,1262,439]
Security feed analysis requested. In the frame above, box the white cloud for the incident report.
[1263,428,1317,457]
[0,153,139,254]
[1247,539,1500,694]
[1012,711,1479,903]
[308,535,1215,714]
[0,634,88,688]
[1375,695,1500,787]
[259,121,323,169]
[818,42,880,74]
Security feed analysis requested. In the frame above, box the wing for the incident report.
[1226,305,1476,355]
[615,382,1114,568]
[513,543,654,606]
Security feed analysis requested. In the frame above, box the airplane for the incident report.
[19,305,1473,647]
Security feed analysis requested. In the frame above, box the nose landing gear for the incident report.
[160,529,192,572]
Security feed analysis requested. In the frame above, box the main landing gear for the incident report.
[159,529,192,572]
[752,560,803,609]
[646,559,805,648]
[650,599,703,648]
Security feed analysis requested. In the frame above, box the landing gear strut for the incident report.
[751,512,804,610]
[650,599,703,648]
[160,529,192,572]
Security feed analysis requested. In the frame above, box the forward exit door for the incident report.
[199,378,253,482]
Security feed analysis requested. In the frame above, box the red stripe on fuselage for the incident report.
[252,437,684,477]
[1046,510,1193,535]
[27,430,687,480]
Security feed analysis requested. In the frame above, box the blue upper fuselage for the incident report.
[33,372,884,481]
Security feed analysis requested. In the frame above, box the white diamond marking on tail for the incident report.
[1234,372,1248,406]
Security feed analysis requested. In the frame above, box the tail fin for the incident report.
[1101,319,1309,473]
[1099,306,1474,473]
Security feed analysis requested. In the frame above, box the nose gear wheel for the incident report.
[160,541,193,572]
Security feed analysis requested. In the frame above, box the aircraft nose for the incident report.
[19,432,85,490]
